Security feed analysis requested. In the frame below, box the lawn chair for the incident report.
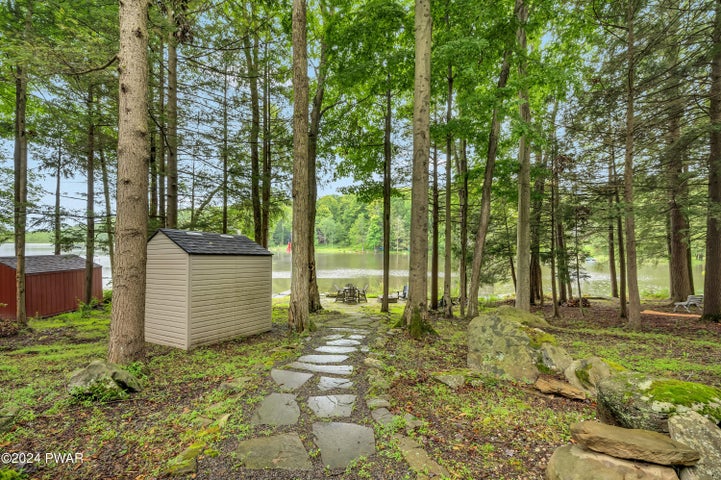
[335,288,346,302]
[399,285,408,300]
[358,284,368,302]
[673,295,703,313]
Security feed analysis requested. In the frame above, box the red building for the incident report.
[0,255,102,320]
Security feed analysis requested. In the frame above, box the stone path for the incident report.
[177,307,450,478]
[235,314,378,472]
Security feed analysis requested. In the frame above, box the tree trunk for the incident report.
[703,0,721,321]
[85,86,96,305]
[14,62,28,326]
[624,2,642,329]
[157,39,166,226]
[431,145,439,311]
[456,138,468,317]
[244,35,262,244]
[556,218,568,304]
[54,144,62,256]
[99,149,114,276]
[166,13,178,229]
[289,0,310,332]
[109,0,149,364]
[515,0,531,312]
[403,0,431,337]
[550,149,560,318]
[530,148,548,305]
[443,63,453,318]
[149,62,158,220]
[307,39,329,314]
[467,49,511,318]
[222,68,229,234]
[382,84,392,313]
[608,156,618,298]
[262,42,271,247]
[667,86,693,302]
[616,187,628,318]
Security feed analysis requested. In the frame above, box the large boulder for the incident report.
[597,372,721,433]
[571,421,699,466]
[546,445,680,480]
[67,360,142,400]
[668,411,721,480]
[467,306,551,383]
[564,356,613,399]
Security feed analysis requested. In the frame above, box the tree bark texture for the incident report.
[515,0,532,312]
[157,39,166,225]
[667,81,693,301]
[109,0,149,364]
[85,86,96,305]
[443,63,453,318]
[382,85,392,313]
[100,149,114,277]
[262,43,271,248]
[244,34,262,245]
[703,0,721,321]
[54,143,62,256]
[307,39,328,314]
[456,138,468,317]
[222,69,229,234]
[404,0,431,336]
[431,145,439,311]
[166,13,178,229]
[624,2,642,329]
[467,49,510,319]
[530,150,547,305]
[289,0,311,332]
[14,62,28,326]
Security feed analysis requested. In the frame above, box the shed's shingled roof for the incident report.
[0,254,100,274]
[153,229,272,256]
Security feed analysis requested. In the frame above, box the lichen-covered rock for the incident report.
[668,410,721,480]
[597,372,721,433]
[564,356,612,398]
[67,359,142,400]
[539,343,573,373]
[467,307,543,383]
[546,445,680,480]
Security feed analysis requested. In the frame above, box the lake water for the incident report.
[0,243,705,298]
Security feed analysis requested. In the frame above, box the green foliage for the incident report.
[0,469,27,480]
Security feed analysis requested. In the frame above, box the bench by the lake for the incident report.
[673,294,704,313]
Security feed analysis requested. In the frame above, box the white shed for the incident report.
[145,229,273,350]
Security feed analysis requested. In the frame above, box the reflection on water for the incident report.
[0,243,705,298]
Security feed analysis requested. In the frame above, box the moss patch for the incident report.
[648,379,721,417]
[603,359,627,373]
[524,328,557,349]
[575,365,591,386]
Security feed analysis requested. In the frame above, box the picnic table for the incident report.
[334,284,367,304]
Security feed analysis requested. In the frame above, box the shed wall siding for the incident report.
[26,267,102,318]
[0,264,102,319]
[0,264,16,319]
[188,255,271,348]
[144,234,189,349]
